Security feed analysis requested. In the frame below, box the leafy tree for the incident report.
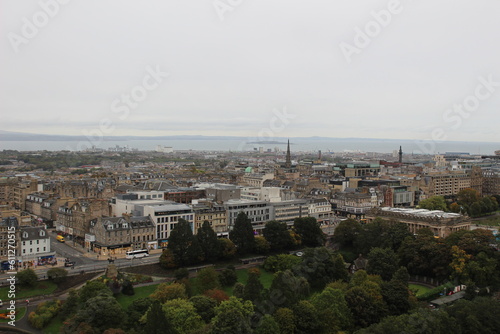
[197,221,221,262]
[385,222,413,251]
[143,300,177,334]
[457,188,480,207]
[168,218,203,266]
[292,300,322,334]
[121,279,134,296]
[203,288,230,303]
[293,217,325,247]
[243,268,264,303]
[263,254,302,273]
[163,298,205,334]
[255,236,271,254]
[444,297,500,333]
[60,289,79,320]
[233,283,245,299]
[150,283,187,303]
[196,267,221,293]
[229,212,255,255]
[293,247,348,289]
[450,202,461,213]
[218,238,236,259]
[219,266,237,287]
[418,195,448,211]
[353,218,390,255]
[310,287,353,333]
[470,202,482,217]
[254,314,280,334]
[263,220,292,251]
[47,267,68,284]
[210,297,254,334]
[73,295,126,333]
[190,295,217,323]
[79,280,112,304]
[17,268,38,287]
[333,218,362,247]
[273,308,296,334]
[392,266,410,285]
[381,279,410,316]
[345,285,388,329]
[159,248,177,269]
[466,252,499,288]
[125,297,152,331]
[269,270,309,308]
[446,229,495,256]
[366,247,400,281]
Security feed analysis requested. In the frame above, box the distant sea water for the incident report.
[0,139,498,155]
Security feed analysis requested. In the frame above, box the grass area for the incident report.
[42,314,64,334]
[473,216,500,226]
[115,284,160,309]
[0,281,57,300]
[409,283,433,297]
[0,306,27,323]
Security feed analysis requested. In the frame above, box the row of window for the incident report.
[22,247,46,253]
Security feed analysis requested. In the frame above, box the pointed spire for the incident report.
[398,146,403,163]
[285,139,291,168]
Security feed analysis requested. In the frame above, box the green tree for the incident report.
[263,254,302,273]
[17,268,38,287]
[466,252,499,288]
[218,238,236,259]
[196,267,221,293]
[219,266,237,287]
[263,220,292,251]
[269,270,310,308]
[273,308,296,334]
[150,283,187,303]
[125,297,152,331]
[333,218,362,247]
[254,236,271,254]
[310,287,353,333]
[211,297,254,334]
[293,217,325,247]
[79,280,112,304]
[229,212,255,255]
[345,285,388,329]
[190,295,217,323]
[418,195,448,211]
[457,188,480,207]
[47,267,68,284]
[163,298,205,334]
[381,279,410,316]
[292,300,322,334]
[254,314,280,334]
[243,268,263,303]
[197,221,221,262]
[366,247,400,281]
[294,247,348,289]
[159,248,177,269]
[73,295,126,333]
[144,300,177,334]
[168,218,202,266]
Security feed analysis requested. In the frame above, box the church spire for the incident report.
[398,146,403,163]
[285,139,291,168]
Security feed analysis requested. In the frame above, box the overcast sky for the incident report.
[1,0,500,143]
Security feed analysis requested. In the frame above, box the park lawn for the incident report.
[42,314,64,334]
[0,281,57,300]
[409,284,432,297]
[0,306,26,323]
[115,284,160,309]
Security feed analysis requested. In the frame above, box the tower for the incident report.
[398,146,403,163]
[285,139,291,168]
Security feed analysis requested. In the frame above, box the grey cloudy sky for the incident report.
[1,0,500,142]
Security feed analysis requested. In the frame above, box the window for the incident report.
[43,247,46,251]
[37,248,39,252]
[30,241,32,245]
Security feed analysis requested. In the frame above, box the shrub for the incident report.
[219,267,237,287]
[47,268,68,284]
[17,268,38,287]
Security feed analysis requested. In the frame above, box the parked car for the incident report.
[64,261,76,267]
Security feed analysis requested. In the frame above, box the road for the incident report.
[0,233,161,282]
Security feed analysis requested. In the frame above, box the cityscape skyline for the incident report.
[1,1,500,145]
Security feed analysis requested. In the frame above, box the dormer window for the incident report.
[40,230,45,237]
[23,232,28,238]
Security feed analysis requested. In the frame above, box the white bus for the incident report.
[126,249,150,259]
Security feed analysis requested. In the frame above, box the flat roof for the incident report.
[380,207,462,219]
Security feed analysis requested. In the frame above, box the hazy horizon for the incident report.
[2,0,500,144]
